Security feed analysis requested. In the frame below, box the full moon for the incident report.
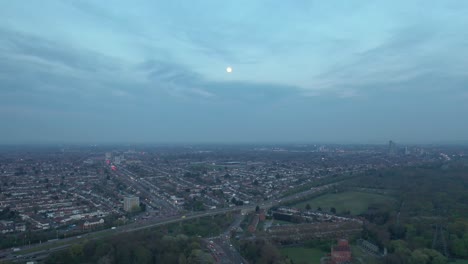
[226,66,233,73]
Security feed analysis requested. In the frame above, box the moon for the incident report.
[226,66,233,73]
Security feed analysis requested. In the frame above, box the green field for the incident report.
[454,260,468,264]
[291,191,396,215]
[280,247,325,264]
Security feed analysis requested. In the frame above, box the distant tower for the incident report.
[404,146,410,155]
[388,140,397,156]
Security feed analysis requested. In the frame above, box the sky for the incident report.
[1,0,468,144]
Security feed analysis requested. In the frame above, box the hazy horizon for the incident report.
[1,1,468,144]
[1,139,467,147]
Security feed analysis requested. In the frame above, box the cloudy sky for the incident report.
[1,1,467,144]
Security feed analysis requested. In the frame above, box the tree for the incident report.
[255,205,260,212]
[389,240,411,256]
[83,241,97,260]
[408,249,447,264]
[420,248,447,264]
[192,200,204,211]
[133,245,151,264]
[409,250,429,264]
[187,249,203,263]
[451,237,468,257]
[389,224,406,239]
[330,207,336,214]
[384,254,405,264]
[178,254,187,264]
[69,243,84,263]
[259,243,282,263]
[317,207,322,211]
[305,204,311,210]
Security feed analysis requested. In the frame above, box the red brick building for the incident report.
[331,239,351,264]
[258,209,266,221]
[248,210,267,233]
[248,215,259,233]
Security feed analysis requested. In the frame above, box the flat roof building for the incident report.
[123,196,139,212]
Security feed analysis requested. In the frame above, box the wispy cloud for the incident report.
[1,1,468,143]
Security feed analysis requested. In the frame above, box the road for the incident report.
[206,213,246,264]
[1,207,253,263]
[0,182,337,262]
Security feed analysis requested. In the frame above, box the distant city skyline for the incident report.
[1,1,468,144]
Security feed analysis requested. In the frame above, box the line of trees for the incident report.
[45,232,212,264]
[45,214,233,263]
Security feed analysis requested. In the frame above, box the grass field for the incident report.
[280,247,325,264]
[291,191,396,215]
[454,260,468,264]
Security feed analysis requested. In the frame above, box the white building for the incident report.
[123,196,139,212]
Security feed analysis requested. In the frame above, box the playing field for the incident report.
[280,247,325,264]
[291,191,396,215]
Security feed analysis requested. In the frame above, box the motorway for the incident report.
[0,182,335,263]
